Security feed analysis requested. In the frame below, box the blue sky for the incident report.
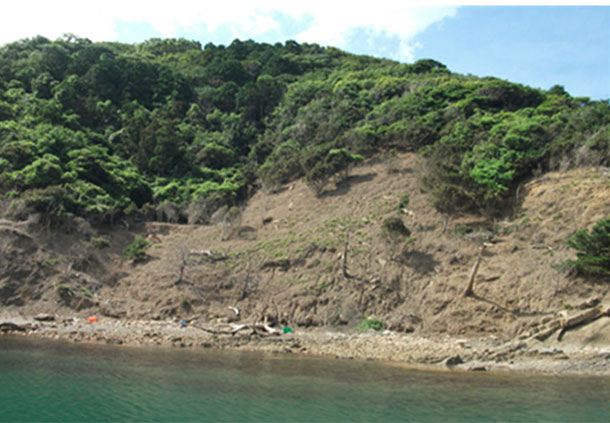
[1,2,608,99]
[411,7,610,100]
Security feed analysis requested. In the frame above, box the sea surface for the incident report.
[1,336,609,422]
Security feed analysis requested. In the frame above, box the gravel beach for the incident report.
[2,314,609,376]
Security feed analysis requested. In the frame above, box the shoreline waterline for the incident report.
[2,315,609,377]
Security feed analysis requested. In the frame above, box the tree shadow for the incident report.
[417,224,438,232]
[398,251,439,274]
[321,172,377,198]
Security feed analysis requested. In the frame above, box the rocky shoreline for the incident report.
[2,314,609,377]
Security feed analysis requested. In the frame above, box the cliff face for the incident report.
[1,154,609,343]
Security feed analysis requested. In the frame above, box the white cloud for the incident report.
[0,1,456,62]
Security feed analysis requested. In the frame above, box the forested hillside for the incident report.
[1,35,608,224]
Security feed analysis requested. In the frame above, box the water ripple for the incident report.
[1,336,609,422]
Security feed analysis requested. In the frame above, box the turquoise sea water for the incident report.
[1,336,609,422]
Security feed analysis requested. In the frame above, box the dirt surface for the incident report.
[1,154,610,375]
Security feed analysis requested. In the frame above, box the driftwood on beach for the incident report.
[192,322,279,336]
[533,305,606,341]
[556,306,604,341]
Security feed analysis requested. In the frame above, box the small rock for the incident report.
[100,308,126,319]
[470,366,487,372]
[0,322,27,332]
[34,313,55,322]
[445,355,464,367]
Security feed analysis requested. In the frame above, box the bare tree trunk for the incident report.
[239,252,252,300]
[441,214,449,234]
[342,230,351,279]
[464,244,487,297]
[174,249,187,285]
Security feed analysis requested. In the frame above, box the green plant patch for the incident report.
[357,317,386,331]
[398,193,410,210]
[123,235,151,263]
[381,217,411,241]
[565,218,610,277]
[90,237,110,249]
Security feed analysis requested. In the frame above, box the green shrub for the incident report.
[123,235,150,262]
[566,218,610,276]
[357,317,386,331]
[453,224,473,237]
[81,286,93,298]
[381,217,411,242]
[22,186,72,225]
[304,148,364,196]
[90,236,110,249]
[398,194,410,210]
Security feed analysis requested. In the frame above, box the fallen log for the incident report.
[557,306,603,341]
[192,323,250,335]
[192,322,279,336]
[533,320,562,341]
[260,324,279,335]
[563,306,603,329]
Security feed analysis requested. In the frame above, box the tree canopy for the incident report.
[0,35,608,223]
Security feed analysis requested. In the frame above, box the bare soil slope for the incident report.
[2,154,609,344]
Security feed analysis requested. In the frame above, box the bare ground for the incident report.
[1,154,610,375]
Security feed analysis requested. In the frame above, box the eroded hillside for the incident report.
[1,154,609,342]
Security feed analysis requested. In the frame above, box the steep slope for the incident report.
[2,154,608,344]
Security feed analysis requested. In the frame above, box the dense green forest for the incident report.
[0,34,608,224]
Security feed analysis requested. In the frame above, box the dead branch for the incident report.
[239,252,259,300]
[192,322,279,336]
[192,323,250,335]
[533,320,562,341]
